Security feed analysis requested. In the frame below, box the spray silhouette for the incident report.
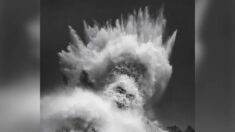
[41,7,177,132]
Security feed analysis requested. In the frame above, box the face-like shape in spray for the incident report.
[104,75,143,110]
[103,60,146,111]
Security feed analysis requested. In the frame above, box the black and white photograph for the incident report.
[41,0,194,132]
[1,0,235,132]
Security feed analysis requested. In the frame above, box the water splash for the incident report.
[59,7,177,98]
[41,88,147,132]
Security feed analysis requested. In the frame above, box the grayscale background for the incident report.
[41,0,195,129]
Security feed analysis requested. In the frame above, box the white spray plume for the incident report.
[41,88,148,132]
[43,6,178,132]
[59,7,177,98]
